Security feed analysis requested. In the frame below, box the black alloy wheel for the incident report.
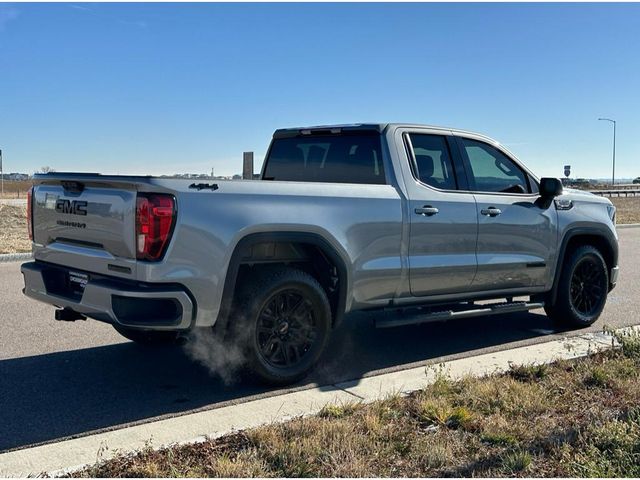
[233,266,332,385]
[256,290,317,369]
[569,256,608,317]
[544,245,609,328]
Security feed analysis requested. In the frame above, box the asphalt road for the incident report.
[1,228,639,453]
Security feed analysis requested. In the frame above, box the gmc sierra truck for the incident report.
[21,124,619,384]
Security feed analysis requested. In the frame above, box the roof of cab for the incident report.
[272,123,490,140]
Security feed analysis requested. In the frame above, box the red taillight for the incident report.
[27,187,34,241]
[136,194,176,261]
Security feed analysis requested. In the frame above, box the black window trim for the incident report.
[261,132,389,185]
[452,135,540,197]
[402,132,464,193]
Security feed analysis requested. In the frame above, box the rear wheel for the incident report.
[544,245,609,328]
[232,266,332,385]
[113,325,180,346]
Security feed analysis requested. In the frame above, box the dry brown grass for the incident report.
[610,196,640,224]
[69,333,640,478]
[0,180,32,199]
[0,204,30,254]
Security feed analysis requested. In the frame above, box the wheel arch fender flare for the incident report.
[549,225,618,305]
[215,231,351,331]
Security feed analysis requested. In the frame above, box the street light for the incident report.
[598,117,616,186]
[0,149,3,198]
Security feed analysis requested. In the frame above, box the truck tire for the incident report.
[113,325,180,346]
[232,266,332,385]
[544,245,609,328]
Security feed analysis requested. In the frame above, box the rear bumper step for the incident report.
[21,261,194,331]
[375,301,545,329]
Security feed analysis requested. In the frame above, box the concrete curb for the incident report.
[1,325,636,477]
[616,223,640,229]
[0,252,32,263]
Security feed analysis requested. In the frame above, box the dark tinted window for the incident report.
[408,134,457,190]
[459,138,530,194]
[263,134,385,184]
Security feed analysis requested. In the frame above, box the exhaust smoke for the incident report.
[183,324,248,385]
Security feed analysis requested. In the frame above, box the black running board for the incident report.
[375,301,545,329]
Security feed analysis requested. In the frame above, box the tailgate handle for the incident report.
[61,181,85,194]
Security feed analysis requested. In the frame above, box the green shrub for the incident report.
[509,363,549,382]
[501,449,532,473]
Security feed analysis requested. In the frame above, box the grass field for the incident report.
[0,180,32,199]
[0,204,29,254]
[611,196,640,224]
[71,331,640,477]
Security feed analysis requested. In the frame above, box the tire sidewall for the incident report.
[562,248,609,326]
[240,270,331,384]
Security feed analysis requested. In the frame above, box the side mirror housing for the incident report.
[539,177,563,199]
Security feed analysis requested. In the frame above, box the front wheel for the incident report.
[233,267,332,385]
[544,245,609,328]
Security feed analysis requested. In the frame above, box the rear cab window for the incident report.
[263,133,386,184]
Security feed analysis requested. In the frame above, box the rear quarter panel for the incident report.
[142,179,404,327]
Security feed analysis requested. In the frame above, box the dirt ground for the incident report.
[0,204,30,254]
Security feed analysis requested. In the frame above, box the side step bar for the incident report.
[375,301,545,329]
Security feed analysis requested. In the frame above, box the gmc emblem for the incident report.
[55,199,88,216]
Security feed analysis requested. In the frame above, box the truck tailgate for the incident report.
[32,177,138,276]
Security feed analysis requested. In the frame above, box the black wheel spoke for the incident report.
[281,342,291,365]
[256,289,317,369]
[570,257,606,316]
[288,298,311,320]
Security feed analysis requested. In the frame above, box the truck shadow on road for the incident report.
[1,310,560,452]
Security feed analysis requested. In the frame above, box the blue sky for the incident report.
[0,2,638,179]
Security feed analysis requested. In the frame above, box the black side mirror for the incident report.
[539,177,563,199]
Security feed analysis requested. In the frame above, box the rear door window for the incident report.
[263,134,385,184]
[407,134,457,190]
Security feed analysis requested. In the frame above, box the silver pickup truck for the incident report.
[21,123,619,384]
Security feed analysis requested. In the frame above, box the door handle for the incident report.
[415,206,439,216]
[481,207,502,217]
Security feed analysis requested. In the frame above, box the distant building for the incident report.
[1,173,30,181]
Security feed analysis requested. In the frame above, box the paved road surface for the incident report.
[1,228,638,452]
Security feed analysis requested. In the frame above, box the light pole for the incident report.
[598,117,616,186]
[0,149,3,198]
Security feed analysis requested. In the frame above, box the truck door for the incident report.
[405,133,479,296]
[454,136,557,290]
